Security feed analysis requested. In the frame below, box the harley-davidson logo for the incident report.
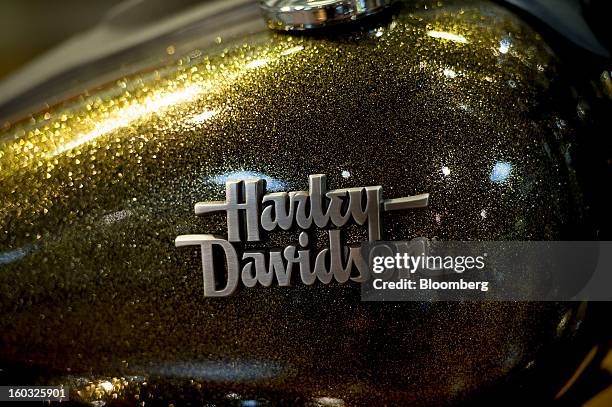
[176,174,428,296]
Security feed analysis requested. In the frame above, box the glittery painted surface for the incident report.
[0,0,593,405]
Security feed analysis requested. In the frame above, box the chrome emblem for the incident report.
[176,174,428,296]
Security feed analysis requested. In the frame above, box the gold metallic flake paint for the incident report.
[0,1,595,405]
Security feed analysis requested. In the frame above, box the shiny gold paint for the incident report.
[0,1,589,405]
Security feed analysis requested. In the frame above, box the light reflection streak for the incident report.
[101,209,132,225]
[142,360,284,381]
[99,381,113,393]
[189,109,221,124]
[498,37,511,54]
[0,244,35,265]
[209,170,288,191]
[47,45,304,158]
[443,68,457,78]
[280,45,304,56]
[427,31,468,44]
[490,161,512,183]
[314,397,345,406]
[48,81,217,157]
[245,58,270,69]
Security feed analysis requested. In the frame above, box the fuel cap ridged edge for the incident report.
[259,0,394,31]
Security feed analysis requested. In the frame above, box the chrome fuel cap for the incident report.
[260,0,394,31]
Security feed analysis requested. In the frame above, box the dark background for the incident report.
[0,0,123,80]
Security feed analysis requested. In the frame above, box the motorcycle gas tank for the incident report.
[0,0,592,405]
